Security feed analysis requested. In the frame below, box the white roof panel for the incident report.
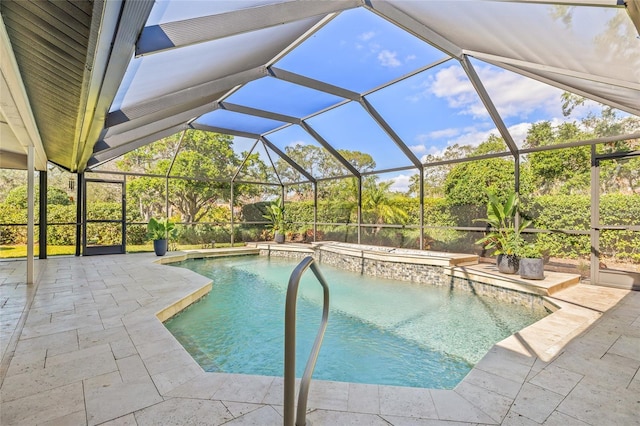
[112,16,322,111]
[392,2,639,89]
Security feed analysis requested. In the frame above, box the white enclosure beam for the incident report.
[136,0,362,56]
[0,15,47,170]
[77,0,156,172]
[27,145,34,284]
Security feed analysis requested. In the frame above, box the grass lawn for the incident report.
[0,243,247,259]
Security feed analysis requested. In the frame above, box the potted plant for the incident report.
[517,243,545,280]
[262,198,286,244]
[475,192,531,274]
[147,217,177,256]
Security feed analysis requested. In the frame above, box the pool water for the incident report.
[165,256,547,389]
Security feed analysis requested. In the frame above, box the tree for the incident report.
[5,185,71,209]
[362,179,409,234]
[443,136,516,206]
[525,99,640,196]
[408,144,475,198]
[117,130,249,223]
[523,121,592,195]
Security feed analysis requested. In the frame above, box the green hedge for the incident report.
[1,202,145,246]
[3,194,638,263]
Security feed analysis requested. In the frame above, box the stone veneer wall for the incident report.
[258,248,311,261]
[318,249,448,286]
[261,246,545,310]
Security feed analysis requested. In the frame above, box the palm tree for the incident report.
[362,179,408,235]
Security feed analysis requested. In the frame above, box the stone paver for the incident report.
[1,253,638,425]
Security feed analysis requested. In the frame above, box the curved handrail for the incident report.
[284,256,330,426]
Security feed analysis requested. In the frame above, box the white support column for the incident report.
[27,145,35,284]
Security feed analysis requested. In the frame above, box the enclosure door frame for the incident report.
[82,178,126,256]
[590,148,640,289]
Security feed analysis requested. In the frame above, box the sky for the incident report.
[224,6,607,192]
[122,2,628,193]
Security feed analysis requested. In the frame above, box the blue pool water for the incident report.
[165,256,547,389]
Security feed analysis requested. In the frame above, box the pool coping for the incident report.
[1,251,634,425]
[148,245,616,424]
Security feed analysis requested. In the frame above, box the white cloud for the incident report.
[405,54,417,62]
[381,172,417,193]
[409,144,427,154]
[425,128,460,141]
[358,31,375,41]
[419,146,447,163]
[446,127,496,147]
[421,64,561,120]
[378,50,401,67]
[506,122,532,147]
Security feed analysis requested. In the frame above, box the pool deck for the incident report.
[1,250,639,425]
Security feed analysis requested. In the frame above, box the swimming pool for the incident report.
[165,255,548,389]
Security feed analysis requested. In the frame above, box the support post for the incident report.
[76,173,83,256]
[590,145,599,284]
[39,170,47,259]
[230,183,235,246]
[514,155,521,230]
[313,182,318,242]
[419,169,424,250]
[357,176,362,245]
[165,177,170,219]
[27,146,34,284]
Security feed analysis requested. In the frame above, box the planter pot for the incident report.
[274,232,285,244]
[153,239,168,256]
[519,258,545,280]
[497,254,519,274]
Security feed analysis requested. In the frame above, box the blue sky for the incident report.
[131,3,619,192]
[221,7,607,192]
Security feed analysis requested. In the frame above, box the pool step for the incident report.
[446,263,581,296]
[155,247,260,264]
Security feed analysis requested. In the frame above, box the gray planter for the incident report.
[497,254,519,274]
[153,239,168,256]
[519,258,545,280]
[274,232,285,244]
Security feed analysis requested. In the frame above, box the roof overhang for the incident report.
[0,14,47,170]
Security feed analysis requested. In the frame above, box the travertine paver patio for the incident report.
[1,252,638,425]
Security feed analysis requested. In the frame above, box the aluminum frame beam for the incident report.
[262,136,316,183]
[269,67,360,101]
[219,102,301,124]
[232,139,261,182]
[460,55,519,156]
[190,124,261,140]
[136,0,362,56]
[359,97,423,170]
[299,121,361,178]
[364,1,462,59]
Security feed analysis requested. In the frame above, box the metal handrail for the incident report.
[284,256,330,426]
